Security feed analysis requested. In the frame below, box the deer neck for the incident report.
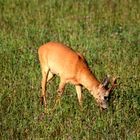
[78,68,100,92]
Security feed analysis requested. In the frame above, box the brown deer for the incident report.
[38,42,117,112]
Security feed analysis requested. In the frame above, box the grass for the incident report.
[0,0,140,139]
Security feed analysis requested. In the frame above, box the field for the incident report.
[0,0,140,139]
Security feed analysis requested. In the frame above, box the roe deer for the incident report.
[38,42,117,112]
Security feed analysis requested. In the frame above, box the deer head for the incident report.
[93,76,117,110]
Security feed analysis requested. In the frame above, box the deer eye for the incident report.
[104,96,108,101]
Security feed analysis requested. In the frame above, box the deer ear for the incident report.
[106,77,118,96]
[102,75,110,87]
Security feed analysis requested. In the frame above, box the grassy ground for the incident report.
[0,0,140,139]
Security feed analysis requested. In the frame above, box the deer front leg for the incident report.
[75,85,83,110]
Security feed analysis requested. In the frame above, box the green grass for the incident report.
[0,0,140,139]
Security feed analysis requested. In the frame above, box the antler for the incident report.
[108,77,117,92]
[105,77,118,96]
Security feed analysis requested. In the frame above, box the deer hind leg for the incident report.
[53,79,66,111]
[47,71,54,82]
[40,68,50,112]
[57,78,66,97]
[75,85,83,110]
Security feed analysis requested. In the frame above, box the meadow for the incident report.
[0,0,140,139]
